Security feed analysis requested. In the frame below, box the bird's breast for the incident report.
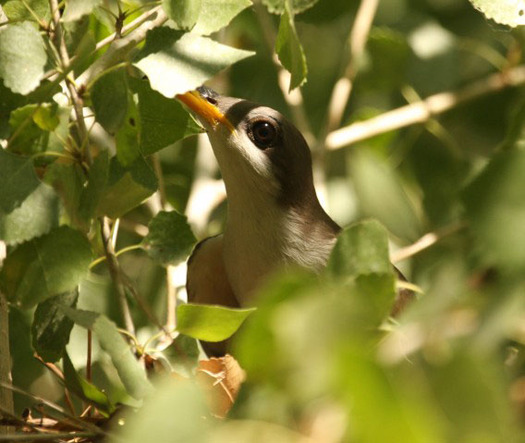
[222,206,337,306]
[222,214,283,305]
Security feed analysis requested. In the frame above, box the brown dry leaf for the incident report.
[195,354,246,418]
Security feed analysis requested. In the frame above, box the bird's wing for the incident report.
[187,234,239,308]
[186,235,239,357]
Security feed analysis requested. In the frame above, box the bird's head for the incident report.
[177,86,316,209]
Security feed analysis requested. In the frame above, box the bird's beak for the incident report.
[176,90,235,133]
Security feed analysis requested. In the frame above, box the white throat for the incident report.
[222,185,336,305]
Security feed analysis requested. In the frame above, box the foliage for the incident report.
[0,0,525,441]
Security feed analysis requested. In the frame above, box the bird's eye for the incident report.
[249,120,278,149]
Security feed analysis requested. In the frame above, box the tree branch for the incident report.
[326,65,525,150]
[77,7,168,89]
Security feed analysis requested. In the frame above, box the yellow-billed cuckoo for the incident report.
[177,87,411,356]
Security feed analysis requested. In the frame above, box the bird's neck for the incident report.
[222,184,339,304]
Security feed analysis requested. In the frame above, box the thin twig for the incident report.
[118,218,149,237]
[49,0,91,165]
[306,0,378,200]
[86,330,92,384]
[0,382,106,436]
[0,303,13,435]
[321,0,379,139]
[100,218,136,336]
[166,266,178,331]
[326,64,525,150]
[42,5,163,82]
[94,5,163,52]
[151,154,168,209]
[121,277,167,334]
[391,222,467,263]
[89,244,144,269]
[99,218,166,335]
[77,7,168,88]
[313,0,379,202]
[33,354,76,415]
[150,155,178,333]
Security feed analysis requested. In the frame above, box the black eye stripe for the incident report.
[247,118,279,149]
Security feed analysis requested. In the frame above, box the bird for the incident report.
[177,86,411,356]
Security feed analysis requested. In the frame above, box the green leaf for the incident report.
[0,82,25,137]
[0,183,59,245]
[62,0,102,22]
[0,22,47,95]
[275,1,307,91]
[349,150,421,241]
[326,220,392,279]
[193,0,252,35]
[112,378,208,443]
[176,303,256,342]
[32,290,78,363]
[64,14,96,58]
[2,0,50,21]
[62,352,114,414]
[90,68,129,134]
[142,211,197,266]
[500,95,525,151]
[135,78,202,155]
[425,351,516,441]
[0,226,92,308]
[263,0,319,14]
[354,272,396,324]
[0,148,40,214]
[8,103,59,154]
[469,0,525,27]
[116,93,141,166]
[463,149,525,272]
[79,151,109,221]
[410,134,467,226]
[134,27,254,98]
[337,346,446,443]
[236,271,391,396]
[163,0,201,30]
[62,307,154,399]
[361,28,411,91]
[44,162,86,227]
[234,271,317,377]
[162,334,200,377]
[96,156,158,218]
